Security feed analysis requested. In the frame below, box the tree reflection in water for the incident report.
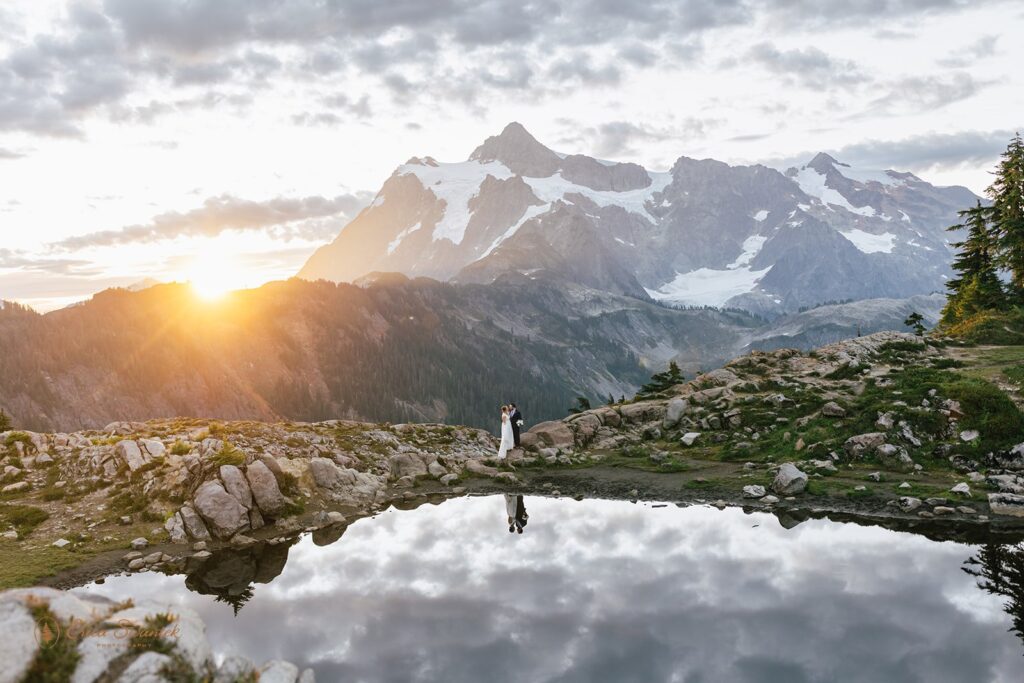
[964,543,1024,648]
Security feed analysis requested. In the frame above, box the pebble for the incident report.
[933,506,956,516]
[898,482,911,489]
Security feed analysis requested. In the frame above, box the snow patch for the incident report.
[397,159,513,245]
[614,237,636,247]
[835,164,900,187]
[479,204,550,258]
[752,210,769,222]
[387,222,421,255]
[645,266,769,307]
[728,235,768,269]
[523,171,672,223]
[793,167,876,217]
[840,229,896,254]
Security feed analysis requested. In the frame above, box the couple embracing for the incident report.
[497,403,523,459]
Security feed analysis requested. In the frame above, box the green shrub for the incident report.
[0,504,49,536]
[943,378,1024,448]
[210,442,245,467]
[169,441,190,456]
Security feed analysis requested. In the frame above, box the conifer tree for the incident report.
[941,202,1006,324]
[903,312,926,336]
[988,132,1024,300]
[636,360,684,398]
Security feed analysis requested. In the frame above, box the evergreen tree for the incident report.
[0,409,10,432]
[636,361,684,398]
[903,311,926,336]
[941,202,1006,325]
[568,396,591,414]
[988,132,1024,300]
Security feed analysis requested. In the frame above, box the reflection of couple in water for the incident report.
[504,494,529,534]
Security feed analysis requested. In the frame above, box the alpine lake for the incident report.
[71,495,1024,683]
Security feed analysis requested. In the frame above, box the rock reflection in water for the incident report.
[185,539,296,613]
[76,497,1024,683]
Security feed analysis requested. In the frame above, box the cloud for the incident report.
[747,43,868,89]
[765,129,1017,175]
[50,192,374,251]
[868,72,990,114]
[0,147,25,159]
[562,119,718,159]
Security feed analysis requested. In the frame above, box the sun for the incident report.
[185,252,249,300]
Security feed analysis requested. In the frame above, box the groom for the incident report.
[509,402,523,447]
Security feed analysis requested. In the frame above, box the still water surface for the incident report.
[76,496,1024,682]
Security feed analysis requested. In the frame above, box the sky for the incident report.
[1,0,1023,311]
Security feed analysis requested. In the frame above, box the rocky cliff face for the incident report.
[299,123,975,316]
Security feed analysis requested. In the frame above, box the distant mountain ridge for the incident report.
[299,122,976,316]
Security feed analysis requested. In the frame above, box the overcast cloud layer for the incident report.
[1,0,1022,309]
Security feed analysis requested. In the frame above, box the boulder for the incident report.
[742,485,766,499]
[988,493,1024,517]
[388,453,428,481]
[259,661,300,683]
[115,440,149,472]
[139,439,166,458]
[960,429,980,442]
[427,461,447,478]
[179,503,211,541]
[821,402,846,417]
[772,463,808,495]
[246,461,291,517]
[0,601,37,683]
[310,457,357,490]
[119,652,175,682]
[594,406,621,427]
[843,432,887,459]
[219,465,253,509]
[569,413,602,443]
[618,401,666,424]
[876,444,914,472]
[193,481,249,539]
[680,432,700,447]
[165,513,188,544]
[950,482,971,497]
[464,459,499,477]
[898,496,922,512]
[215,655,257,683]
[528,421,574,448]
[663,398,689,428]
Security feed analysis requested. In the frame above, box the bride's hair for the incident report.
[501,405,509,413]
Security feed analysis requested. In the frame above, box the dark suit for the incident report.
[509,408,523,446]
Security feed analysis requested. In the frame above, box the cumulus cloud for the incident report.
[868,72,990,114]
[49,192,374,251]
[561,119,718,159]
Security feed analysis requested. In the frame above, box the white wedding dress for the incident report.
[498,414,514,459]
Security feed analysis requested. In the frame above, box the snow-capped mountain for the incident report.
[299,123,976,315]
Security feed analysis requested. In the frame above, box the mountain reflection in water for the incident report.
[76,496,1024,683]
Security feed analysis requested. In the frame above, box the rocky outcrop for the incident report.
[193,481,249,539]
[0,588,314,682]
[528,421,574,449]
[245,461,291,518]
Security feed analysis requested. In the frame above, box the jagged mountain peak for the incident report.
[469,122,562,176]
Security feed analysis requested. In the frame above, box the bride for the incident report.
[497,404,514,459]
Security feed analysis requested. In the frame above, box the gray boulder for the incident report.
[179,503,211,541]
[663,397,689,428]
[219,465,253,509]
[821,402,846,417]
[193,481,249,539]
[115,440,149,472]
[989,493,1024,517]
[843,432,887,458]
[311,457,357,490]
[528,421,574,448]
[165,513,188,544]
[0,601,37,683]
[772,463,808,495]
[898,496,922,512]
[388,453,428,481]
[742,485,766,499]
[246,460,291,518]
[876,444,914,472]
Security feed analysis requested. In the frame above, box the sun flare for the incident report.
[186,252,249,300]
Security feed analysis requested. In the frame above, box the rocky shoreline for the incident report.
[2,331,1024,680]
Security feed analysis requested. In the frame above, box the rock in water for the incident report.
[193,481,249,539]
[772,463,808,495]
[246,460,291,517]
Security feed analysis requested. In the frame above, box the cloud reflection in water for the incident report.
[77,496,1024,682]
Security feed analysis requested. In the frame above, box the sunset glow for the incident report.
[185,252,250,300]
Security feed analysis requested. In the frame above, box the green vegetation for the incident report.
[941,134,1024,340]
[25,602,81,683]
[636,361,684,399]
[904,311,926,336]
[567,396,592,415]
[210,442,245,467]
[169,440,191,456]
[0,409,11,432]
[0,503,49,536]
